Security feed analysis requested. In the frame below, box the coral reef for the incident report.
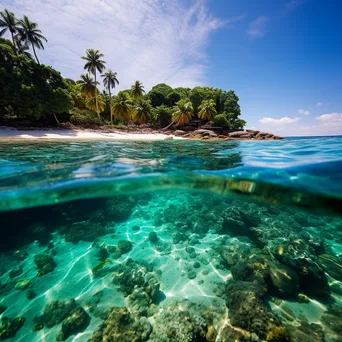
[56,306,90,341]
[226,280,290,341]
[38,299,77,327]
[149,301,217,342]
[0,316,25,340]
[34,253,56,276]
[88,307,151,342]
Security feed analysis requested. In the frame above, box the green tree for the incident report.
[198,99,217,121]
[17,15,47,64]
[131,80,145,100]
[112,91,132,122]
[77,74,97,99]
[82,49,106,120]
[189,87,207,115]
[0,9,18,53]
[172,99,194,126]
[0,37,32,60]
[102,70,119,122]
[147,83,173,107]
[211,114,229,128]
[0,41,73,123]
[153,105,173,128]
[148,90,167,107]
[133,98,153,124]
[167,91,181,107]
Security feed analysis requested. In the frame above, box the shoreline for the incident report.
[0,126,283,141]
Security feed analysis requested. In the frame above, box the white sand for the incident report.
[0,127,183,141]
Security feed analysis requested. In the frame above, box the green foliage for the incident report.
[153,105,173,128]
[148,90,167,107]
[112,91,133,122]
[166,91,181,107]
[0,38,73,122]
[211,114,229,128]
[133,98,153,124]
[131,80,145,100]
[70,108,98,125]
[17,15,47,64]
[198,99,217,121]
[172,99,194,126]
[0,9,19,49]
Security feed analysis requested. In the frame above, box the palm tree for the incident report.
[77,74,97,100]
[0,9,19,52]
[133,99,153,124]
[172,99,194,126]
[14,37,33,60]
[112,92,133,122]
[131,80,145,100]
[102,70,119,122]
[86,93,106,113]
[17,15,47,64]
[82,49,106,120]
[0,37,32,59]
[198,99,217,121]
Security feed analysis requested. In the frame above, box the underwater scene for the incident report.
[0,137,342,342]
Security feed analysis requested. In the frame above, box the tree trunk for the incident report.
[32,44,40,64]
[162,121,175,130]
[10,31,17,55]
[108,86,113,122]
[94,72,100,121]
[53,112,60,124]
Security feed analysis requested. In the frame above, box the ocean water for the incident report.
[0,136,341,341]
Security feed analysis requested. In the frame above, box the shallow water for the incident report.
[0,136,342,341]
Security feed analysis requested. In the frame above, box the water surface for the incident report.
[0,136,341,341]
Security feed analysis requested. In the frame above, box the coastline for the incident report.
[0,126,283,141]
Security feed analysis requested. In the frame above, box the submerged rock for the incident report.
[40,299,77,328]
[148,232,158,243]
[88,307,151,342]
[0,305,7,315]
[287,322,324,342]
[0,316,25,340]
[226,280,290,341]
[273,241,329,297]
[15,278,32,290]
[117,240,133,255]
[269,262,299,297]
[148,301,215,342]
[321,304,342,341]
[9,267,23,279]
[56,307,90,341]
[318,254,342,281]
[34,253,56,277]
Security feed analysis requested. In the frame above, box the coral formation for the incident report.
[34,253,56,276]
[88,307,151,342]
[0,316,25,340]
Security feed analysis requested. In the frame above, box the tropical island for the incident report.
[0,9,281,140]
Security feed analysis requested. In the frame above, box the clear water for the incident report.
[0,136,341,341]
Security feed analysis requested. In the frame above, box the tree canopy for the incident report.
[0,9,246,130]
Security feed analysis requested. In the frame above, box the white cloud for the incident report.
[3,0,224,90]
[297,109,310,116]
[259,117,300,124]
[316,113,342,125]
[247,16,269,38]
[316,102,322,107]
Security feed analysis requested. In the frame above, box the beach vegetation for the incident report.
[0,9,246,130]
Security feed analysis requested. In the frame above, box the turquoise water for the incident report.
[0,136,341,341]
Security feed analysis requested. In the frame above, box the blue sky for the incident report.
[2,0,342,135]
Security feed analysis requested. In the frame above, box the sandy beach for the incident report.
[0,127,183,141]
